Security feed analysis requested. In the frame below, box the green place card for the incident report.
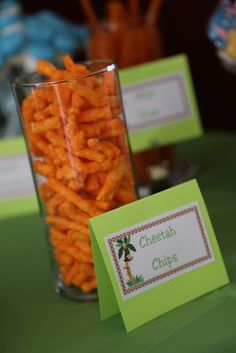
[89,180,229,332]
[119,54,203,152]
[0,136,38,218]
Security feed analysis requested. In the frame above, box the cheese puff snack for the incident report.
[18,55,137,300]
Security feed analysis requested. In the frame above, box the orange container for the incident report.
[86,0,175,185]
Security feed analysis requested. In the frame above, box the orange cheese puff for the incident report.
[33,160,56,178]
[100,141,121,158]
[81,277,97,293]
[43,100,62,117]
[80,264,95,277]
[30,134,49,155]
[31,116,62,133]
[59,265,70,277]
[82,74,101,88]
[72,85,106,108]
[93,200,117,211]
[77,106,112,123]
[59,202,90,227]
[71,90,86,109]
[111,107,122,119]
[96,158,127,201]
[64,263,95,285]
[46,195,65,215]
[30,97,48,111]
[100,127,125,141]
[22,96,35,121]
[115,136,130,156]
[72,172,86,190]
[58,244,81,259]
[48,145,69,164]
[67,107,79,116]
[34,111,46,121]
[73,63,91,76]
[85,174,100,193]
[100,158,113,172]
[63,55,89,75]
[68,179,78,190]
[39,183,55,201]
[71,85,106,108]
[67,179,80,191]
[93,87,108,107]
[62,54,77,72]
[111,154,126,169]
[70,156,101,174]
[28,143,43,157]
[100,122,126,140]
[46,215,90,233]
[54,251,73,266]
[67,110,80,126]
[77,122,101,138]
[46,130,67,148]
[76,251,93,264]
[56,163,75,180]
[63,263,82,285]
[47,178,101,216]
[97,172,107,186]
[31,87,55,103]
[103,71,117,95]
[75,240,92,256]
[96,117,124,132]
[67,230,90,242]
[121,168,135,188]
[53,158,63,167]
[60,244,93,263]
[86,138,99,149]
[65,118,80,140]
[71,272,88,287]
[76,120,109,139]
[87,138,121,159]
[44,155,54,165]
[73,148,105,163]
[53,84,72,106]
[70,131,86,151]
[114,187,136,204]
[50,227,68,243]
[108,94,121,109]
[37,59,68,80]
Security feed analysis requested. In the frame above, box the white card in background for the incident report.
[119,55,202,152]
[0,154,34,200]
[122,73,191,132]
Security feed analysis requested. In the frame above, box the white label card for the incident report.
[105,201,214,300]
[0,154,34,200]
[122,73,191,132]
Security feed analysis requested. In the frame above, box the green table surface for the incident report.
[1,132,236,353]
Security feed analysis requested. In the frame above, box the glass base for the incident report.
[55,275,98,302]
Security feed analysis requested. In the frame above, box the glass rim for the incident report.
[12,59,117,88]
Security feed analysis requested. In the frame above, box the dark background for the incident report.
[21,0,236,130]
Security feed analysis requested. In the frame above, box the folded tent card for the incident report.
[119,54,203,152]
[89,180,229,332]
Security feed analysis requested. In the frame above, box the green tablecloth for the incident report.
[1,132,236,353]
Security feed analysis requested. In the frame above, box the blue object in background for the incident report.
[0,0,26,59]
[208,0,236,49]
[0,3,90,67]
[24,10,90,60]
[0,2,90,138]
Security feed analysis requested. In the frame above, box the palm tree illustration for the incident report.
[116,235,137,284]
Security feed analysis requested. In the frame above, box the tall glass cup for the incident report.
[12,60,137,301]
